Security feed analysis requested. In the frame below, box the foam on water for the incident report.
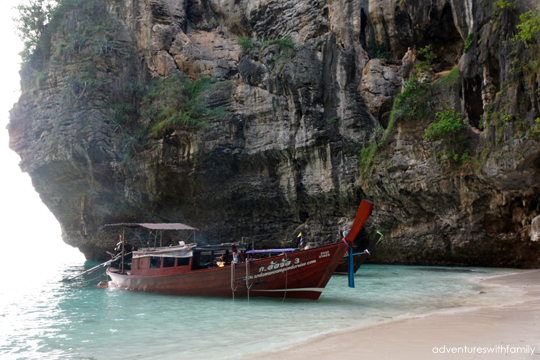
[0,252,527,360]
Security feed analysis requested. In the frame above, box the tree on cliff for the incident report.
[14,0,56,64]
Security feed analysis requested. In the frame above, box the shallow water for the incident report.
[0,250,525,360]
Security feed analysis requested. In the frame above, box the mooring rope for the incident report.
[71,272,109,286]
[282,253,288,302]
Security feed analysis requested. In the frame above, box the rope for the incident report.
[72,271,109,286]
[282,253,288,302]
[245,259,253,302]
[231,262,235,301]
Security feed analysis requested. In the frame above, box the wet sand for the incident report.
[258,270,540,359]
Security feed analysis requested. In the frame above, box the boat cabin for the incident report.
[127,244,247,275]
[104,222,248,275]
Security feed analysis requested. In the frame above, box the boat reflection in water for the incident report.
[106,200,374,300]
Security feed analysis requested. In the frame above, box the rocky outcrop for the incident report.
[9,0,540,266]
[532,216,540,243]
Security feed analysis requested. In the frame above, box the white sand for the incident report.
[258,270,540,359]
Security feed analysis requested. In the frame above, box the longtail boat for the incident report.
[105,200,374,300]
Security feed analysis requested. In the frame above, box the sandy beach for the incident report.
[258,270,540,360]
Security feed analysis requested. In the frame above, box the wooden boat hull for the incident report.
[333,253,368,275]
[107,243,347,300]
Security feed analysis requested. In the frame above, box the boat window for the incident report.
[163,257,175,268]
[176,257,190,266]
[150,257,162,268]
[199,253,213,268]
[192,251,213,270]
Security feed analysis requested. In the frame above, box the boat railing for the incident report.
[231,262,236,299]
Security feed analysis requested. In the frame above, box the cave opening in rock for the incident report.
[393,8,412,58]
[464,75,483,130]
[530,198,539,212]
[423,4,464,73]
[491,62,501,91]
[533,154,540,171]
[360,9,368,50]
[378,98,394,129]
[517,81,533,114]
[299,210,309,223]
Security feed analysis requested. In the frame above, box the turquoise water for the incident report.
[0,252,524,360]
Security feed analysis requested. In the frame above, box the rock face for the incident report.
[532,216,540,243]
[9,0,540,266]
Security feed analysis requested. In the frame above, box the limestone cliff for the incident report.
[9,0,540,267]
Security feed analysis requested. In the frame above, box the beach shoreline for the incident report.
[255,270,540,359]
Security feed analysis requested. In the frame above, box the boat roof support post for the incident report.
[121,227,125,274]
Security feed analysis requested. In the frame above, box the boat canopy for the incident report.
[104,223,198,231]
[194,244,246,252]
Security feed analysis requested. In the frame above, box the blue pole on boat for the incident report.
[347,245,355,288]
[346,230,384,288]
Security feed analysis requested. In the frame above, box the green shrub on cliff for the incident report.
[238,36,259,52]
[260,36,296,53]
[390,78,434,123]
[358,140,378,177]
[531,118,540,140]
[434,66,460,89]
[511,6,540,84]
[415,45,436,75]
[463,33,473,53]
[513,7,540,45]
[358,125,391,178]
[389,45,436,124]
[424,110,468,141]
[368,43,393,60]
[424,110,469,167]
[141,74,227,137]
